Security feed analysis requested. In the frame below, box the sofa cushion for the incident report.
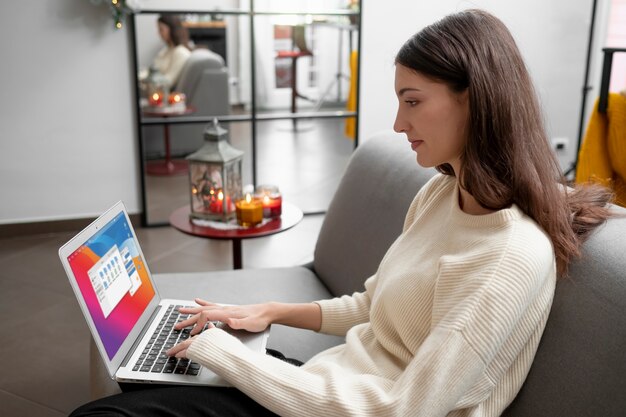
[313,131,437,297]
[503,207,626,417]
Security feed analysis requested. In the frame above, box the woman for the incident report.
[71,9,613,417]
[151,15,191,89]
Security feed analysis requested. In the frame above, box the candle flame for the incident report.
[245,193,252,203]
[152,93,160,100]
[218,191,224,201]
[263,195,270,204]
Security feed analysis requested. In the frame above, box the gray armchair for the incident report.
[175,48,230,118]
[91,131,626,417]
[143,48,230,159]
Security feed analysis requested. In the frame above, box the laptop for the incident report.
[59,201,269,386]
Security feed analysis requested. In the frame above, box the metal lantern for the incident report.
[187,119,243,222]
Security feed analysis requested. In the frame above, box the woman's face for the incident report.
[158,22,171,44]
[393,64,469,174]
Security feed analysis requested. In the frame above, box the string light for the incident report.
[88,0,129,30]
[109,0,127,30]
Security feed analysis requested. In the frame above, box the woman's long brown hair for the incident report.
[158,15,190,49]
[395,9,613,277]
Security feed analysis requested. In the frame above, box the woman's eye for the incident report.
[405,100,419,107]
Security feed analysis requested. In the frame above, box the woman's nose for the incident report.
[393,112,406,133]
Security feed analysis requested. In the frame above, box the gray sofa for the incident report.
[92,131,626,416]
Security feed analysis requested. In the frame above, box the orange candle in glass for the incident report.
[235,193,263,227]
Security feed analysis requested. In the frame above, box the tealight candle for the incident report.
[168,92,186,110]
[255,185,282,219]
[235,193,263,227]
[209,189,232,214]
[149,92,163,107]
[168,92,185,104]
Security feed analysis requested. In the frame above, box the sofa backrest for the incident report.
[503,205,626,417]
[313,131,436,297]
[175,48,229,117]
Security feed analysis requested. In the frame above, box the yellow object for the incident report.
[575,93,626,207]
[344,50,358,140]
[235,194,263,227]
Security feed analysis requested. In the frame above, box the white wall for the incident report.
[359,0,595,173]
[0,0,606,224]
[606,0,626,92]
[0,0,139,224]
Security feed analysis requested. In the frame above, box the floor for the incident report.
[0,118,351,416]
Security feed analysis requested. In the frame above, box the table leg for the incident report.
[146,124,188,176]
[232,239,243,269]
[163,124,173,171]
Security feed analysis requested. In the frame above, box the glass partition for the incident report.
[131,1,361,225]
[255,118,354,213]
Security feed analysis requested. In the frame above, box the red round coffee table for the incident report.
[169,202,303,269]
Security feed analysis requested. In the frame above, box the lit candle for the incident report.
[168,92,186,105]
[149,92,163,107]
[261,194,282,218]
[235,193,263,227]
[209,189,232,214]
[256,185,282,219]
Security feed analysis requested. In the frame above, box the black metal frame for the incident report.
[598,47,626,114]
[129,3,363,226]
[566,0,598,178]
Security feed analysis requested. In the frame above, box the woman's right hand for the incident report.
[175,299,275,335]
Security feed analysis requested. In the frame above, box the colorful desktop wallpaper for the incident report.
[68,212,155,360]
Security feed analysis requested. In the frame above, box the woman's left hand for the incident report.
[166,335,199,359]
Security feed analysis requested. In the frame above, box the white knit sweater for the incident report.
[153,45,191,89]
[187,174,556,417]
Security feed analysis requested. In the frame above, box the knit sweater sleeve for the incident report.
[313,274,377,336]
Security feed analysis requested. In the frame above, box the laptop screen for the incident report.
[66,211,156,360]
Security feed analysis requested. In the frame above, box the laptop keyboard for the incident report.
[132,305,203,376]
